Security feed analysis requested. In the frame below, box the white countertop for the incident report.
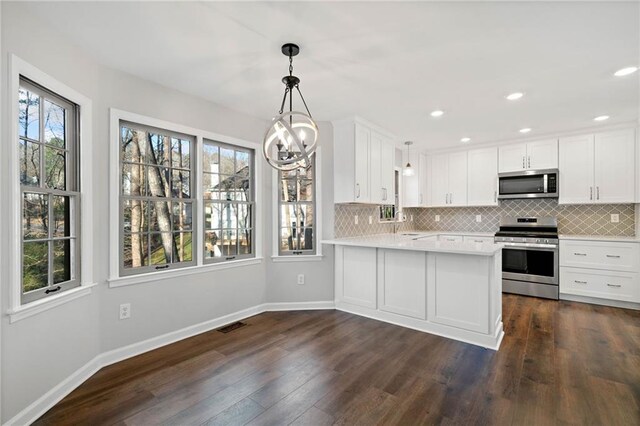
[559,234,640,243]
[321,233,503,256]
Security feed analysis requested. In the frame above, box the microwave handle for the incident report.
[543,174,548,193]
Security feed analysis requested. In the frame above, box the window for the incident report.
[119,121,196,275]
[278,158,316,255]
[202,140,255,263]
[19,77,80,303]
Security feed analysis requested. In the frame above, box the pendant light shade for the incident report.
[263,43,318,171]
[402,141,415,176]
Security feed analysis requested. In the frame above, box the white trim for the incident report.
[7,283,96,323]
[108,257,264,288]
[270,255,325,263]
[271,147,322,257]
[560,293,640,310]
[7,54,94,314]
[3,301,333,426]
[108,108,263,282]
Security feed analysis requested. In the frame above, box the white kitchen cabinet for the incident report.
[560,240,640,273]
[559,129,635,205]
[467,147,498,206]
[381,138,395,204]
[377,249,426,319]
[439,235,464,242]
[463,236,495,244]
[403,151,428,207]
[333,118,396,204]
[498,139,558,173]
[338,246,377,309]
[428,152,467,207]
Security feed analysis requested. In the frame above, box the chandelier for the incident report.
[263,43,318,171]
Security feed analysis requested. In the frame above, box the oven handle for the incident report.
[501,242,558,250]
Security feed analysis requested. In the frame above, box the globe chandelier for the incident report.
[263,43,318,171]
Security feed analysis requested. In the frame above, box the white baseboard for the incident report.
[5,301,332,426]
[560,293,640,310]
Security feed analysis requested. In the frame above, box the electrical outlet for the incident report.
[476,215,482,223]
[297,274,305,285]
[119,303,131,320]
[410,215,414,222]
[611,213,620,223]
[435,215,440,222]
[368,215,373,225]
[354,215,358,225]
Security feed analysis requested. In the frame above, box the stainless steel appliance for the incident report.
[498,169,558,199]
[495,217,559,300]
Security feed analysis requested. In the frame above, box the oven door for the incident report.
[502,243,559,285]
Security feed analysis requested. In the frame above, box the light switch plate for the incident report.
[611,213,620,223]
[368,215,373,225]
[354,215,358,225]
[476,215,482,223]
[435,215,440,222]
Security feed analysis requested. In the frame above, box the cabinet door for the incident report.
[527,139,558,170]
[369,131,383,204]
[381,140,395,204]
[559,134,594,204]
[340,246,377,309]
[378,249,426,319]
[498,143,527,172]
[467,147,497,206]
[430,153,449,207]
[447,152,468,206]
[354,123,370,202]
[594,129,636,204]
[419,154,428,206]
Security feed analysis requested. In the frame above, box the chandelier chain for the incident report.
[289,55,293,76]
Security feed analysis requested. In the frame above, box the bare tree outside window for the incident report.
[278,157,316,255]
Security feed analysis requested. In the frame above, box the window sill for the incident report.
[108,257,264,288]
[271,254,325,263]
[8,283,97,324]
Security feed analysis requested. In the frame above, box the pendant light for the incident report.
[263,43,318,171]
[403,141,415,176]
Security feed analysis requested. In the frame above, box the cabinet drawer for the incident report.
[439,235,464,243]
[463,236,495,244]
[560,241,640,272]
[560,268,639,302]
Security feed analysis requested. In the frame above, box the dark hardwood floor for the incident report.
[35,295,640,425]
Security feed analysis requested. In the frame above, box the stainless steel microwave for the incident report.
[498,169,558,199]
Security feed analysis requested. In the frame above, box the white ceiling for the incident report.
[21,1,639,150]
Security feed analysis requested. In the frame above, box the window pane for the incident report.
[44,99,65,147]
[173,232,192,263]
[23,193,48,239]
[123,233,149,269]
[235,176,250,201]
[150,233,171,265]
[280,227,294,251]
[19,88,40,140]
[299,179,313,201]
[148,133,170,166]
[203,144,219,172]
[171,169,190,198]
[23,241,48,292]
[237,204,251,229]
[53,239,72,284]
[300,204,314,227]
[45,147,66,190]
[123,200,148,233]
[280,179,296,202]
[236,151,249,173]
[204,202,222,230]
[150,200,172,232]
[173,202,192,231]
[221,229,237,256]
[147,165,170,197]
[220,147,235,175]
[220,204,238,229]
[299,226,314,250]
[218,174,234,200]
[19,139,40,186]
[171,138,190,169]
[203,173,219,200]
[281,204,298,229]
[53,195,70,237]
[122,127,146,163]
[122,163,146,196]
[239,229,252,254]
[204,231,222,259]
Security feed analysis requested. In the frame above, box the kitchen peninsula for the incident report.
[323,233,504,349]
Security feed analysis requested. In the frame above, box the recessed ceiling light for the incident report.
[614,66,638,77]
[430,110,444,117]
[593,115,610,122]
[460,137,471,143]
[506,92,524,101]
[519,128,532,134]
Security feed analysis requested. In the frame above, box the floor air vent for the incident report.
[217,321,247,333]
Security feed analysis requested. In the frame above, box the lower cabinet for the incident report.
[377,249,426,319]
[439,235,464,242]
[339,246,377,309]
[560,268,639,303]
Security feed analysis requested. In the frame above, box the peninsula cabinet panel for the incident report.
[427,253,490,333]
[339,246,377,309]
[378,249,426,319]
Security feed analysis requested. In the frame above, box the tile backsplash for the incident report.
[335,199,636,238]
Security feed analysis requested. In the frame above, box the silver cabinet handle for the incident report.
[419,193,423,204]
[597,186,600,200]
[474,240,484,243]
[574,280,587,284]
[356,183,360,198]
[381,188,385,201]
[606,254,621,258]
[590,187,593,200]
[574,253,587,256]
[494,191,497,203]
[607,283,622,288]
[450,193,453,204]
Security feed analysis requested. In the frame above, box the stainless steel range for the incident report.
[494,217,559,300]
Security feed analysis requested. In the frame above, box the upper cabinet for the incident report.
[333,118,396,204]
[427,152,468,207]
[498,139,558,173]
[559,129,636,205]
[467,147,498,206]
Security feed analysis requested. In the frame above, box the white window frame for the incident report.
[271,147,323,262]
[108,109,263,288]
[7,55,95,323]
